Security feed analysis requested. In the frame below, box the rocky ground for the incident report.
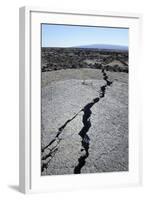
[41,68,128,175]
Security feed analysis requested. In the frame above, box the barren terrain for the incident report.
[41,48,128,175]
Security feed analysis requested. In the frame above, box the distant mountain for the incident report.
[72,44,128,51]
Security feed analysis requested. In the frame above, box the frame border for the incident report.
[19,6,142,194]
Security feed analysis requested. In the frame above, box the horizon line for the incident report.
[42,43,128,48]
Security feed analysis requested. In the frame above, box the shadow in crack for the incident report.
[74,69,113,174]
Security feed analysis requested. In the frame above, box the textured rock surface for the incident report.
[41,68,128,175]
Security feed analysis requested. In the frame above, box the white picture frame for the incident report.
[19,6,142,194]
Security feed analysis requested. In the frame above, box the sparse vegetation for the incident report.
[41,47,128,73]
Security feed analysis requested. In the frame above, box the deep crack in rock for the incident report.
[74,69,112,174]
[41,69,113,174]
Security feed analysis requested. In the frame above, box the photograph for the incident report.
[41,24,129,176]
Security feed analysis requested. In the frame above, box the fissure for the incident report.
[41,69,113,174]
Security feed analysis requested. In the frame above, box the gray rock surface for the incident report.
[41,68,128,175]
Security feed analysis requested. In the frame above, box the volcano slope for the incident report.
[41,67,128,176]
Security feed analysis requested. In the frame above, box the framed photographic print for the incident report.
[19,6,142,193]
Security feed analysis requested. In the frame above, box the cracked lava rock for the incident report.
[41,68,128,175]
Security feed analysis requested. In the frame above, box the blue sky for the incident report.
[42,24,128,47]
